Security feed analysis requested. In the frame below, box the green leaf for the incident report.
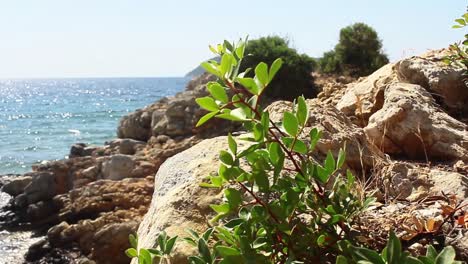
[228,133,237,155]
[253,123,264,141]
[139,249,152,264]
[224,40,234,52]
[283,112,299,136]
[455,18,466,26]
[196,97,219,111]
[216,246,241,257]
[296,96,309,126]
[235,41,246,59]
[189,256,207,264]
[196,111,218,127]
[198,238,213,263]
[269,142,283,165]
[201,61,220,76]
[220,53,232,77]
[282,137,307,154]
[336,148,346,169]
[210,203,230,214]
[125,248,138,258]
[317,235,327,246]
[219,150,234,165]
[236,77,259,95]
[435,246,456,264]
[407,257,424,264]
[225,188,242,209]
[386,231,402,264]
[309,128,322,150]
[157,231,167,253]
[165,236,178,255]
[426,245,438,260]
[324,151,336,174]
[254,171,269,192]
[230,108,248,120]
[269,58,283,83]
[255,62,269,87]
[207,83,228,103]
[315,165,331,184]
[352,247,385,264]
[336,255,348,264]
[129,234,138,249]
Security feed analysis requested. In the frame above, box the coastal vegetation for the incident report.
[318,23,389,77]
[127,38,463,264]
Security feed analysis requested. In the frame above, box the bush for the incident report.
[445,11,468,86]
[319,23,389,76]
[128,39,460,264]
[240,36,317,100]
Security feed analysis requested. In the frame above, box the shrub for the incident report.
[239,36,317,100]
[128,39,460,264]
[445,11,468,86]
[319,23,389,76]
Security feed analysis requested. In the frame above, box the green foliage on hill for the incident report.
[319,23,389,76]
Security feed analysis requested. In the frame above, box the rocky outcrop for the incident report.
[365,82,468,161]
[395,49,468,115]
[133,48,468,263]
[267,100,386,170]
[337,64,396,125]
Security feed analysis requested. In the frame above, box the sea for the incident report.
[0,77,188,175]
[0,77,188,263]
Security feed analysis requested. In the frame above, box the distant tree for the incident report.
[319,23,389,76]
[240,36,317,100]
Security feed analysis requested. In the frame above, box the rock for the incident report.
[134,137,250,264]
[119,139,146,155]
[337,64,397,125]
[89,221,139,264]
[1,176,32,196]
[24,172,58,204]
[70,143,87,157]
[365,82,468,161]
[101,155,135,180]
[396,50,468,115]
[117,109,153,141]
[266,100,386,170]
[380,162,468,201]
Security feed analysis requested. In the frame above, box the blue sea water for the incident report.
[0,77,188,175]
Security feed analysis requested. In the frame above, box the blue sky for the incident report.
[0,0,466,78]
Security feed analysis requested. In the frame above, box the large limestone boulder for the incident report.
[134,137,248,264]
[267,100,386,171]
[365,82,468,161]
[395,50,468,114]
[337,64,397,125]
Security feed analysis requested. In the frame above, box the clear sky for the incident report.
[0,0,466,78]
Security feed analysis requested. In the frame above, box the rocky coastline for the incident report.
[1,49,467,263]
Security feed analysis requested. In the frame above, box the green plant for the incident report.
[445,11,468,86]
[193,38,375,263]
[126,232,178,264]
[319,23,389,76]
[337,231,461,264]
[238,36,317,100]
